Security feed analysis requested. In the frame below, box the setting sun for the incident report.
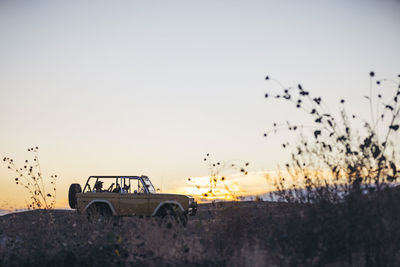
[170,171,277,202]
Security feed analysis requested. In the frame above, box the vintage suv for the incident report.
[68,176,197,223]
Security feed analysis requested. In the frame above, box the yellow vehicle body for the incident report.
[69,176,197,219]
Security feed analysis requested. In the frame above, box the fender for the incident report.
[151,200,184,216]
[83,200,117,215]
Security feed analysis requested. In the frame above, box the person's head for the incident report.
[94,181,103,190]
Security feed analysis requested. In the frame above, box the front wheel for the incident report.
[157,207,188,227]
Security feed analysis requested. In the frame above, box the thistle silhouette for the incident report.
[3,147,57,209]
[188,153,250,200]
[263,71,400,201]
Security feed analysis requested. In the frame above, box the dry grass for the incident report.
[1,193,400,266]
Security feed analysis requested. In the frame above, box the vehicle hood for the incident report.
[152,193,192,199]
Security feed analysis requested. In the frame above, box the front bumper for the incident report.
[188,201,197,216]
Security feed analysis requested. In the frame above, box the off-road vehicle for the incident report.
[68,176,197,224]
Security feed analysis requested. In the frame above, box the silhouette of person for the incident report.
[94,181,103,192]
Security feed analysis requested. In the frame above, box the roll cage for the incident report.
[82,176,156,194]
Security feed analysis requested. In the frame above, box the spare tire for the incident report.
[68,183,82,209]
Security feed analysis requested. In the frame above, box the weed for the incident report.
[187,153,250,200]
[264,72,400,266]
[3,147,57,209]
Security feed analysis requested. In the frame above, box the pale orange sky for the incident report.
[1,0,399,209]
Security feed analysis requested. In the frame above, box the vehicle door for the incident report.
[82,178,120,214]
[119,178,149,216]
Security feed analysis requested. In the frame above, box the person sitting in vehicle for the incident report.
[112,183,121,193]
[122,183,130,193]
[94,181,103,192]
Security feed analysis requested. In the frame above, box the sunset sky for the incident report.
[1,0,399,209]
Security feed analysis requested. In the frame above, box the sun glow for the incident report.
[169,168,355,203]
[170,171,276,202]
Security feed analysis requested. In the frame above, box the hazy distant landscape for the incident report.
[0,209,8,216]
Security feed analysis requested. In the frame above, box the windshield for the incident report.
[142,177,156,193]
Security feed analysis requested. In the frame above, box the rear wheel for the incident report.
[86,203,113,222]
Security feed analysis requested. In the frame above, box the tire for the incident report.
[177,212,188,226]
[68,183,82,209]
[157,205,188,227]
[86,203,113,222]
